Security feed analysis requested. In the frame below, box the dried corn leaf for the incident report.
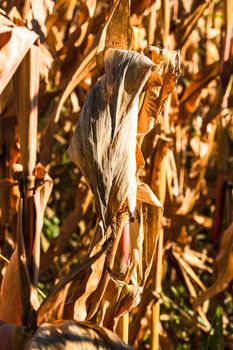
[37,237,108,324]
[72,228,107,321]
[194,222,233,309]
[174,0,213,49]
[183,248,213,273]
[0,249,23,325]
[96,0,133,71]
[68,49,154,230]
[0,14,38,95]
[93,184,163,329]
[72,0,97,48]
[37,282,71,325]
[136,182,163,281]
[137,182,162,208]
[171,250,211,331]
[27,0,54,40]
[138,46,180,136]
[173,251,206,291]
[103,281,143,331]
[179,62,219,113]
[33,167,53,287]
[99,0,132,52]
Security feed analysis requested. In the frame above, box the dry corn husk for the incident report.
[68,48,155,230]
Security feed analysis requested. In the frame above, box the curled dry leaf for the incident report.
[137,46,181,136]
[68,49,154,230]
[137,182,162,208]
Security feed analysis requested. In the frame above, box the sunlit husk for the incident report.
[68,49,155,230]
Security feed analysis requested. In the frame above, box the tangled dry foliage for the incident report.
[0,0,233,349]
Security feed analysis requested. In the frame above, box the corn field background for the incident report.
[0,0,232,349]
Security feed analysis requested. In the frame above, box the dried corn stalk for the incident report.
[67,26,180,331]
[0,16,53,327]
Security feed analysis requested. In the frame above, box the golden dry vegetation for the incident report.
[0,0,232,349]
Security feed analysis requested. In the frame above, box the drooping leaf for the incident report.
[0,249,23,325]
[33,165,53,287]
[137,46,180,136]
[0,14,38,95]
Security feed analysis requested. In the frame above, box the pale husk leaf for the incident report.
[26,320,134,350]
[68,49,154,229]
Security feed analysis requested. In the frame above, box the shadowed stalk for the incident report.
[151,137,170,350]
[14,43,40,326]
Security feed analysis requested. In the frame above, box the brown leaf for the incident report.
[96,0,133,71]
[0,249,23,325]
[74,211,129,323]
[171,249,211,331]
[174,0,213,49]
[136,182,162,208]
[33,168,53,287]
[138,46,180,136]
[37,283,71,325]
[94,185,163,329]
[37,236,109,324]
[0,14,38,95]
[179,62,219,113]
